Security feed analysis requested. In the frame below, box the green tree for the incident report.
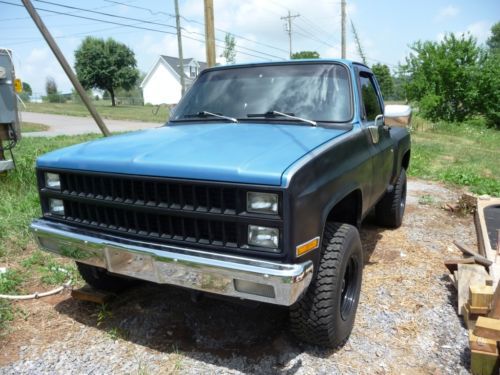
[45,76,57,95]
[401,33,481,122]
[22,82,32,95]
[220,33,236,64]
[371,63,393,99]
[75,37,139,106]
[486,22,500,54]
[475,52,500,128]
[291,51,320,59]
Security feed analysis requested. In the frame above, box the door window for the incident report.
[359,74,382,121]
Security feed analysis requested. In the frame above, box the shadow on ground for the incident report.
[54,223,385,371]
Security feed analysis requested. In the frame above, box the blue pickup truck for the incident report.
[30,59,411,348]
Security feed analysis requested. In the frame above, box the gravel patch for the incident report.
[1,178,474,374]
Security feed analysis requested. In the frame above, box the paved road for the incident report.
[21,112,163,137]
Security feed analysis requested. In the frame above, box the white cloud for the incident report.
[436,20,493,44]
[466,21,493,43]
[435,5,460,22]
[17,47,70,95]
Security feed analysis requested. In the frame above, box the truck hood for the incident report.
[37,123,349,186]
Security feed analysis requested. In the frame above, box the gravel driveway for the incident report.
[1,179,474,374]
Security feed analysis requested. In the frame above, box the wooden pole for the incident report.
[341,0,346,59]
[21,0,110,136]
[204,0,216,67]
[174,0,186,96]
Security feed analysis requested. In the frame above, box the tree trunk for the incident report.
[109,88,116,107]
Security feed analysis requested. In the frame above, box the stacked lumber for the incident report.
[445,240,499,374]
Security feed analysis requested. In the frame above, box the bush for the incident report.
[43,93,67,103]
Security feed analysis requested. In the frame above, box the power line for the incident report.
[31,0,285,60]
[293,23,338,49]
[0,0,275,62]
[102,0,291,55]
[34,0,178,30]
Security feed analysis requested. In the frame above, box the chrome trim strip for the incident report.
[30,219,313,306]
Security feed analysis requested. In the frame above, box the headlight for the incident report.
[246,192,278,214]
[45,172,61,190]
[248,225,279,249]
[48,198,65,216]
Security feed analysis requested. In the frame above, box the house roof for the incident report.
[160,55,208,79]
[140,55,208,88]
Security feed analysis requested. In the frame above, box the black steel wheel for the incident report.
[375,168,407,228]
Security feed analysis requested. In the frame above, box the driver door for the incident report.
[358,70,393,206]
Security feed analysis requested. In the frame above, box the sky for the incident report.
[1,0,499,94]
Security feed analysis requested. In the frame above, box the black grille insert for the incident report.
[60,172,238,214]
[63,200,239,247]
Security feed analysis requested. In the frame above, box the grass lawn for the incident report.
[21,122,49,132]
[0,120,498,333]
[409,118,500,196]
[24,100,169,123]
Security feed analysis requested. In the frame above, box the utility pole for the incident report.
[174,0,186,95]
[281,10,300,59]
[350,20,367,64]
[341,0,346,59]
[204,0,216,67]
[21,0,110,136]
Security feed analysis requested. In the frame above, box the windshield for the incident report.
[171,63,352,123]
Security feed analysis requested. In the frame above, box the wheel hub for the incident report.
[340,256,359,321]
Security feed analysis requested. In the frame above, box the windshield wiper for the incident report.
[247,111,317,126]
[184,111,238,123]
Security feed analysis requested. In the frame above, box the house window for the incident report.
[189,65,196,78]
[189,65,198,78]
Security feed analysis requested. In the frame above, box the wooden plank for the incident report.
[454,241,493,267]
[465,303,480,330]
[458,264,492,316]
[71,286,114,304]
[471,349,499,375]
[469,330,498,354]
[444,257,475,274]
[448,273,457,289]
[470,284,494,308]
[473,316,500,341]
[488,282,500,319]
[470,305,490,315]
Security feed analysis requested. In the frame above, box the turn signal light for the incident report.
[296,237,320,257]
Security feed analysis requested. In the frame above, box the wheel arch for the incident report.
[323,188,363,230]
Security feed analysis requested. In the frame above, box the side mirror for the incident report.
[384,104,412,128]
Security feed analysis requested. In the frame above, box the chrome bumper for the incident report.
[30,219,313,306]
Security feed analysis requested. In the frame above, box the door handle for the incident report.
[367,125,379,144]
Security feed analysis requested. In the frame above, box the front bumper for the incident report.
[30,219,313,306]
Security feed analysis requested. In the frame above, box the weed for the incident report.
[96,304,113,327]
[0,269,23,295]
[0,269,23,333]
[107,327,128,340]
[135,361,150,375]
[0,300,14,333]
[418,195,434,205]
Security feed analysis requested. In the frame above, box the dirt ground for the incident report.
[0,179,475,374]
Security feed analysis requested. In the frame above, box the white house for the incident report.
[140,55,207,105]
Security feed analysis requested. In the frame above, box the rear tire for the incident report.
[290,222,363,348]
[375,168,407,228]
[76,262,137,293]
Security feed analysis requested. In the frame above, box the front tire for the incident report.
[76,262,137,293]
[290,222,363,348]
[375,168,407,228]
